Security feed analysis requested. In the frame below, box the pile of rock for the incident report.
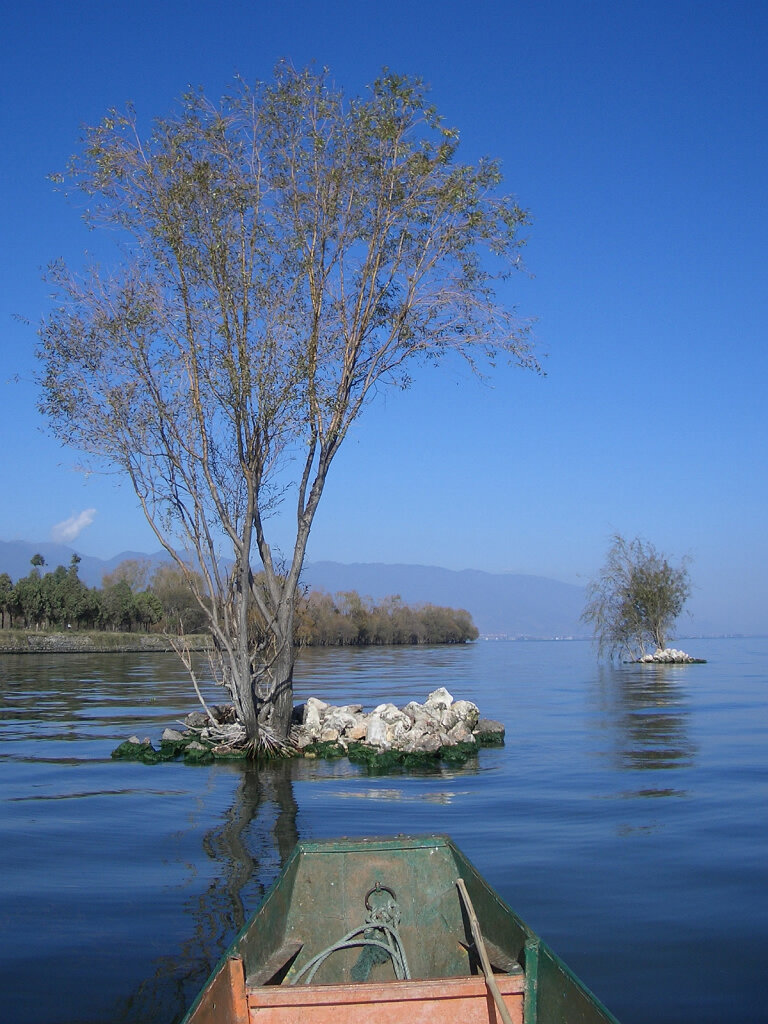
[111,688,505,767]
[293,687,504,753]
[638,648,702,664]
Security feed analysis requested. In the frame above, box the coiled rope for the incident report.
[290,883,411,985]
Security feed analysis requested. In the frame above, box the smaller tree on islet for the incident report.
[582,534,691,661]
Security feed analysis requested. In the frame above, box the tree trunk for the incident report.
[261,639,295,737]
[238,678,261,741]
[257,603,296,739]
[220,613,295,747]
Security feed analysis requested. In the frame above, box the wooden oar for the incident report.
[456,877,515,1024]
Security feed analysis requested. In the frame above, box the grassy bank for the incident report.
[0,630,211,654]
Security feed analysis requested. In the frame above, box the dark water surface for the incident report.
[1,638,766,1023]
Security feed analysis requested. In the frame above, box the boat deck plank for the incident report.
[246,973,525,1024]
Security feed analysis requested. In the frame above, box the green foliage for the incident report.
[582,534,692,661]
[13,572,45,629]
[100,578,136,631]
[0,573,12,629]
[133,589,164,631]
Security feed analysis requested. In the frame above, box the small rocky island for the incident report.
[112,687,505,770]
[637,647,706,664]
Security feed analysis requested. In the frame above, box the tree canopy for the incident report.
[581,534,691,661]
[38,64,537,751]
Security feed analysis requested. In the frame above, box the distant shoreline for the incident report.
[0,630,478,655]
[1,629,759,656]
[0,631,211,655]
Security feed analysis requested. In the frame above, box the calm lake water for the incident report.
[0,638,766,1024]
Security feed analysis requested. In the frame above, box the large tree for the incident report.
[0,573,13,629]
[581,534,691,661]
[38,65,538,753]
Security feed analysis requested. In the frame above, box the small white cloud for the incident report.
[51,508,97,544]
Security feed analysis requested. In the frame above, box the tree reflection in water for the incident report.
[595,662,697,797]
[113,760,298,1024]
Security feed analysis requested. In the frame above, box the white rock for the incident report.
[437,708,459,731]
[452,700,480,727]
[388,717,412,743]
[402,730,442,754]
[303,700,324,738]
[373,702,402,722]
[366,714,390,748]
[426,687,454,709]
[446,721,475,745]
[305,696,329,712]
[324,709,360,734]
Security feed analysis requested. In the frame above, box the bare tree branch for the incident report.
[38,64,538,751]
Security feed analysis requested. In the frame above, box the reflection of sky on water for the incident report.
[3,641,767,1024]
[591,662,697,800]
[324,786,469,804]
[112,762,299,1024]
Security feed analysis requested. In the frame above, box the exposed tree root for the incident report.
[242,726,298,760]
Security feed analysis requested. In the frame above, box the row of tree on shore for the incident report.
[0,555,478,646]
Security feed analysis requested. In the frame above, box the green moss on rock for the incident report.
[111,739,160,763]
[183,743,214,764]
[210,745,248,760]
[346,742,406,774]
[401,750,441,770]
[440,741,478,765]
[475,731,505,747]
[159,738,188,758]
[302,740,347,759]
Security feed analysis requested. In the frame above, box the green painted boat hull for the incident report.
[182,834,621,1024]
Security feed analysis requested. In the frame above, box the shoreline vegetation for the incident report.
[0,602,479,651]
[0,555,479,650]
[0,629,211,655]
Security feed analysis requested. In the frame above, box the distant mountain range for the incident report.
[0,539,587,638]
[300,561,587,638]
[0,540,172,591]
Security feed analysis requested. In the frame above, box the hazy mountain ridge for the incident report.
[0,540,587,637]
[0,540,173,591]
[300,560,587,637]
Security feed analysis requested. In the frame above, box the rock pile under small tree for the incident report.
[637,647,705,664]
[111,687,505,769]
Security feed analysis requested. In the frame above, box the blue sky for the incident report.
[1,1,766,633]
